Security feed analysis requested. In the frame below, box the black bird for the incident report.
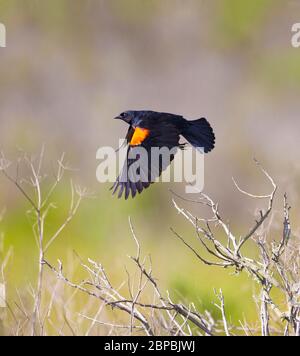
[112,110,215,199]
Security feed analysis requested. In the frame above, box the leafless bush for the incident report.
[43,218,217,336]
[0,153,299,336]
[171,160,299,336]
[0,149,90,335]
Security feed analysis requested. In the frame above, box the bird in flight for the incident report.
[112,110,215,199]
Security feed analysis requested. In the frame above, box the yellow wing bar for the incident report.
[130,127,150,146]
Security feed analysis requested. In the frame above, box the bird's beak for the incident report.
[113,115,121,120]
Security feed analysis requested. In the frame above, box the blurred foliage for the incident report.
[109,0,160,23]
[258,51,300,89]
[0,0,299,334]
[215,0,277,47]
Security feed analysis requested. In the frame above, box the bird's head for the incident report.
[114,111,135,124]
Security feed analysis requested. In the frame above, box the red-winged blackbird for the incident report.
[112,110,215,199]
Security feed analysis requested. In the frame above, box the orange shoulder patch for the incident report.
[130,127,150,146]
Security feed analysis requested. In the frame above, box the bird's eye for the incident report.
[120,112,126,118]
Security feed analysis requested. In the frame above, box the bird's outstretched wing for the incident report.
[112,120,182,199]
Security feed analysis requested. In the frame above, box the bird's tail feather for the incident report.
[182,118,215,153]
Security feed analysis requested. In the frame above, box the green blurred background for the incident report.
[0,0,300,333]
